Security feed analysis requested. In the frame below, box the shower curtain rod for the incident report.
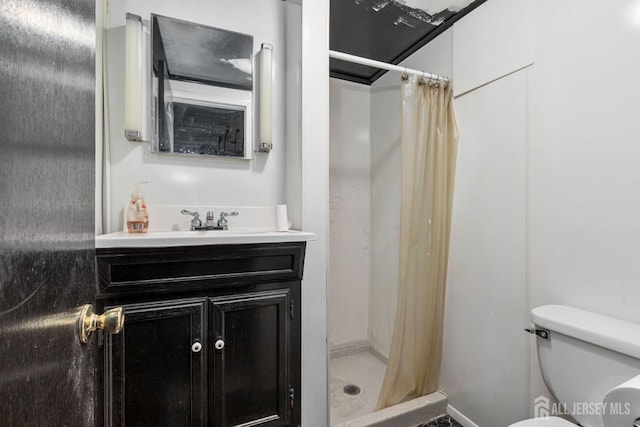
[329,50,449,83]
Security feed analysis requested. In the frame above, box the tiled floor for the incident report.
[329,352,387,425]
[420,415,464,427]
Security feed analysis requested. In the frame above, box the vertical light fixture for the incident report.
[125,13,143,141]
[258,43,273,152]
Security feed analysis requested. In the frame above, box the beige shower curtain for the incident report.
[376,75,458,409]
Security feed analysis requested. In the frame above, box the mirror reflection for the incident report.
[151,14,254,158]
[152,14,253,90]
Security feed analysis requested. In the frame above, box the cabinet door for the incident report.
[210,288,293,427]
[104,299,207,427]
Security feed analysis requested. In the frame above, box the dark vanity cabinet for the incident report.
[96,243,305,427]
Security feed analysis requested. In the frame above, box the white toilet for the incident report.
[509,305,640,427]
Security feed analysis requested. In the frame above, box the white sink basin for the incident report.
[96,229,316,248]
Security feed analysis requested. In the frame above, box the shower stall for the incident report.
[328,76,449,426]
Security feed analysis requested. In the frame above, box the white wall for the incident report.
[300,1,330,426]
[441,70,529,427]
[453,0,533,96]
[440,1,533,425]
[369,84,401,360]
[528,0,640,324]
[285,1,303,231]
[369,30,454,359]
[104,0,287,232]
[329,79,371,349]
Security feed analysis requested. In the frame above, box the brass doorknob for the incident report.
[78,304,125,344]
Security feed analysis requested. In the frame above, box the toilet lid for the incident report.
[509,417,576,427]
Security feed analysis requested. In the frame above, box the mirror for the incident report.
[150,14,254,158]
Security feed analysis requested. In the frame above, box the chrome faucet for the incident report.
[181,209,239,230]
[217,211,239,230]
[181,210,202,231]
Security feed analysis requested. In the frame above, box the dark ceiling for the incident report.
[330,0,487,85]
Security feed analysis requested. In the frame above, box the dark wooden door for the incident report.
[0,0,98,426]
[210,288,295,427]
[105,299,207,427]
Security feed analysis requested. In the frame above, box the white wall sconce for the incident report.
[124,13,146,141]
[258,43,273,152]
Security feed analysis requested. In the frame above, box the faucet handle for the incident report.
[181,209,200,218]
[217,211,239,230]
[219,211,239,219]
[181,209,202,230]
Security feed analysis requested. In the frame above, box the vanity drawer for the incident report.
[97,242,306,295]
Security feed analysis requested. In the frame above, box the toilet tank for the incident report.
[532,305,640,427]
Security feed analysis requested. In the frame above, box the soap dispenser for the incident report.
[127,182,149,233]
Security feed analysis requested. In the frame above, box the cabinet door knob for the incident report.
[191,341,203,353]
[214,339,225,350]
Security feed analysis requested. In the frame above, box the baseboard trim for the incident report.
[447,405,479,427]
[329,341,370,359]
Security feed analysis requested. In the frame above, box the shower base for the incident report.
[333,392,448,427]
[330,351,447,427]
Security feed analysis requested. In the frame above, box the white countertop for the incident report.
[96,229,316,249]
